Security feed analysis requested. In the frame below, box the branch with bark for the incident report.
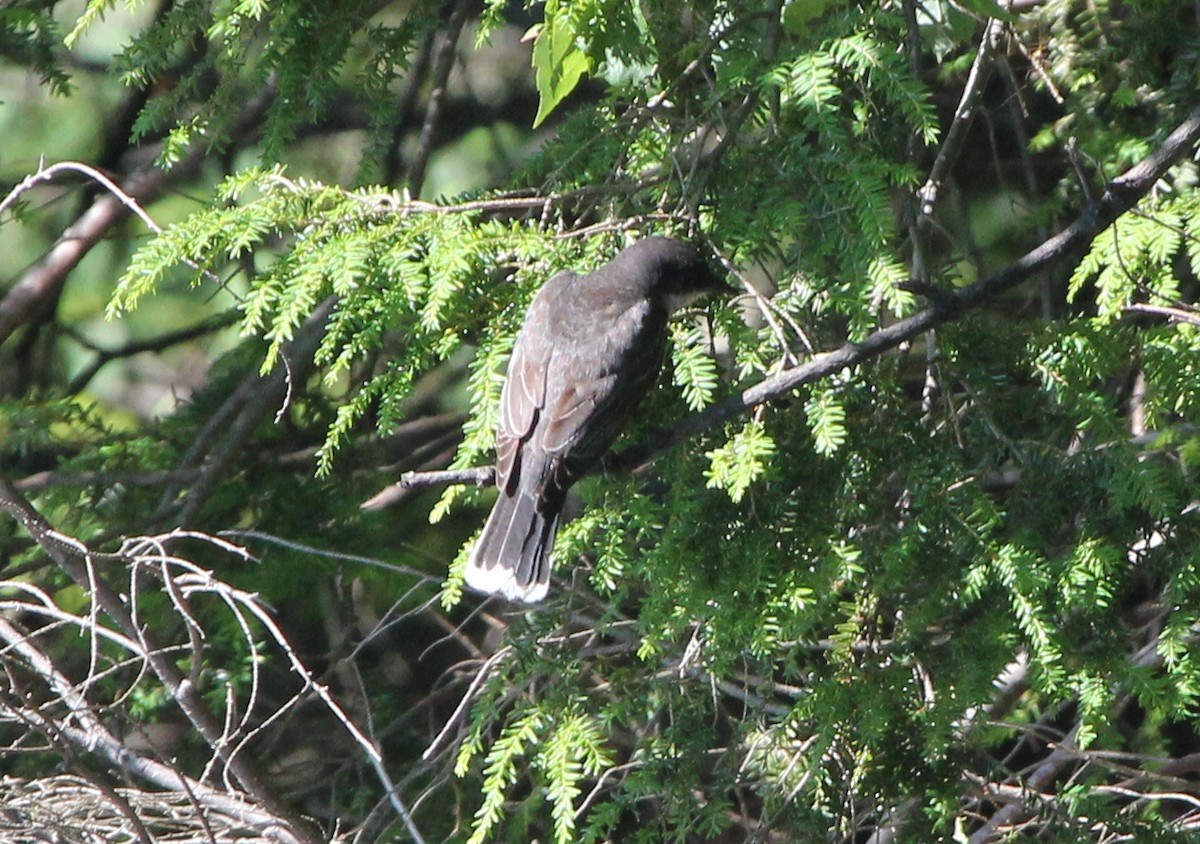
[0,88,274,354]
[0,476,430,844]
[394,103,1200,490]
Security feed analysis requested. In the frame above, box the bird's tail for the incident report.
[464,485,560,603]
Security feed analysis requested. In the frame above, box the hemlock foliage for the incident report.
[2,1,1200,842]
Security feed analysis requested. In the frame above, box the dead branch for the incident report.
[0,475,325,843]
[1,477,434,841]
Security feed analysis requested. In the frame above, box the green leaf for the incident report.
[531,15,589,128]
[805,388,847,456]
[671,327,720,411]
[786,51,838,112]
[468,709,544,844]
[537,711,612,844]
[705,420,776,503]
[64,0,115,48]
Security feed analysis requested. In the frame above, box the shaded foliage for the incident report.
[2,1,1200,843]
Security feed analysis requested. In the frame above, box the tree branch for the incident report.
[916,18,1006,224]
[65,310,239,394]
[398,466,494,490]
[616,101,1200,468]
[159,298,335,523]
[0,88,273,350]
[0,165,169,348]
[406,0,472,198]
[396,103,1200,489]
[1124,301,1200,327]
[0,474,325,844]
[0,160,164,232]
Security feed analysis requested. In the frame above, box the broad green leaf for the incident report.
[531,15,589,128]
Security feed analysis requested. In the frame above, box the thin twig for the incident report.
[1124,302,1200,327]
[422,646,511,762]
[0,80,273,348]
[0,159,162,231]
[916,17,1006,227]
[221,528,441,583]
[65,310,239,394]
[163,297,336,522]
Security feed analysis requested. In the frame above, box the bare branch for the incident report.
[13,467,201,493]
[916,18,1006,227]
[422,646,511,763]
[0,159,164,232]
[0,89,273,349]
[1,487,437,841]
[967,729,1082,844]
[407,0,472,198]
[397,466,495,491]
[0,167,166,347]
[65,310,240,394]
[0,619,312,843]
[1124,301,1200,327]
[0,474,324,844]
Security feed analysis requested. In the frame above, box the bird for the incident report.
[464,236,727,603]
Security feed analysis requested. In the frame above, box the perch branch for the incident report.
[396,102,1200,488]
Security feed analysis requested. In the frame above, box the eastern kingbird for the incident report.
[464,237,727,602]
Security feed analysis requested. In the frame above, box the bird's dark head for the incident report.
[613,236,731,311]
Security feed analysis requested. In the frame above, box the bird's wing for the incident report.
[537,299,665,485]
[495,271,575,494]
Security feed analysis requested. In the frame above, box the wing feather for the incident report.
[495,271,575,493]
[534,297,666,493]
